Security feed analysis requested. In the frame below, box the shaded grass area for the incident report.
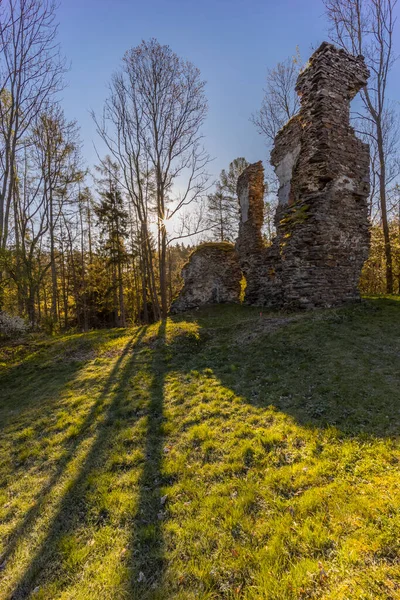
[0,298,400,599]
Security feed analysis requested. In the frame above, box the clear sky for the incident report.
[57,0,400,182]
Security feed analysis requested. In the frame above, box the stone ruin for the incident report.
[170,243,242,313]
[171,42,371,313]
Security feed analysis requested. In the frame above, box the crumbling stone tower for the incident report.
[172,43,371,314]
[270,42,371,308]
[236,161,267,304]
[236,42,371,309]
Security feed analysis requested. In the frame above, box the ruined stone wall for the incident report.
[235,161,283,307]
[271,42,370,308]
[172,42,371,314]
[234,42,370,310]
[170,243,242,313]
[235,162,271,304]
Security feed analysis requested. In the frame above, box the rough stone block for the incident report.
[170,243,242,313]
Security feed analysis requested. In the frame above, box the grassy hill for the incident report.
[1,298,400,599]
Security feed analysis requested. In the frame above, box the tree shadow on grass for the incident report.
[128,319,168,598]
[169,298,400,439]
[0,328,130,435]
[7,327,148,600]
[5,299,400,597]
[0,329,141,579]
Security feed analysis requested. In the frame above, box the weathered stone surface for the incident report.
[170,243,242,313]
[236,162,268,304]
[172,42,371,314]
[235,161,284,307]
[270,42,371,308]
[235,42,371,310]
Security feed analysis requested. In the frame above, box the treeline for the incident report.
[361,220,400,295]
[0,1,208,329]
[1,0,400,334]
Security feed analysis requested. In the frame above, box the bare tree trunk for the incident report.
[159,222,168,319]
[13,169,24,314]
[79,202,89,332]
[133,261,140,323]
[37,287,41,323]
[140,248,149,324]
[43,283,48,318]
[50,194,58,322]
[377,126,393,293]
[27,287,36,328]
[142,222,161,321]
[117,256,126,327]
[324,0,398,294]
[168,247,173,305]
[59,223,68,330]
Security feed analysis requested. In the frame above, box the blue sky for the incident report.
[57,0,400,182]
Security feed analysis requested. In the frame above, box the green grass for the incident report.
[1,298,400,599]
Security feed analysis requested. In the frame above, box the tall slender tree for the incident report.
[206,157,249,242]
[94,38,210,318]
[95,158,128,327]
[0,0,65,253]
[323,0,398,293]
[33,106,82,324]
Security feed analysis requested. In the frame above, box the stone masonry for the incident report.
[172,42,371,313]
[235,161,267,304]
[236,161,284,307]
[170,243,242,313]
[269,42,371,308]
[236,42,371,309]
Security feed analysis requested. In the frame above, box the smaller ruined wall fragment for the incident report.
[235,161,283,306]
[170,243,242,313]
[236,162,266,304]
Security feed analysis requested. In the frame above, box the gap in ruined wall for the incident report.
[262,174,279,245]
[350,93,364,140]
[239,274,247,303]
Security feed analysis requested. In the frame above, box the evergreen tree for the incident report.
[207,157,249,242]
[95,158,128,327]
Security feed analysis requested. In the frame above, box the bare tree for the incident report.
[33,105,82,324]
[11,144,49,325]
[94,157,128,328]
[206,157,249,242]
[252,51,302,243]
[252,49,301,145]
[168,200,209,245]
[324,0,398,293]
[94,38,210,319]
[0,0,65,252]
[93,85,161,322]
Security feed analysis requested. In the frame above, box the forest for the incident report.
[0,0,400,336]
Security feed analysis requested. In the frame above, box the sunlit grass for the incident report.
[1,298,400,599]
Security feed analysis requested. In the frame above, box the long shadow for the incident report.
[6,300,400,597]
[169,298,400,439]
[0,331,140,574]
[128,319,168,598]
[8,326,148,600]
[0,328,129,435]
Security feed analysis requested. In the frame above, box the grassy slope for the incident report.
[0,298,400,600]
